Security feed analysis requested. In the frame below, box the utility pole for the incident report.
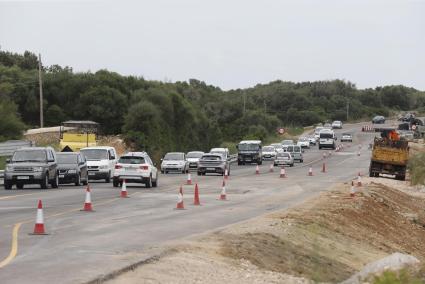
[38,53,44,128]
[243,92,246,116]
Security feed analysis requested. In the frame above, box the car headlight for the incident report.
[99,165,109,169]
[6,165,14,171]
[68,169,77,174]
[33,166,43,172]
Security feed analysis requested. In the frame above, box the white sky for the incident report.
[0,0,424,90]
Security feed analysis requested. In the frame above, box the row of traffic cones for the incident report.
[176,180,227,210]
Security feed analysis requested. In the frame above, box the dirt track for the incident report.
[108,179,425,284]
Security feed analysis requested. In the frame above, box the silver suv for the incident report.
[197,153,230,176]
[4,147,59,189]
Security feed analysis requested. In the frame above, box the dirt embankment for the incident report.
[108,180,425,284]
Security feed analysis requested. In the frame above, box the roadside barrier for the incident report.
[219,180,227,200]
[31,200,47,235]
[193,183,201,206]
[269,164,274,173]
[280,167,286,178]
[120,180,129,198]
[255,165,260,175]
[176,186,185,209]
[82,186,94,212]
[322,163,326,173]
[186,173,192,185]
[308,167,313,176]
[362,125,374,132]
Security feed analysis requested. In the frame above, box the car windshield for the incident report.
[81,149,108,160]
[187,152,203,158]
[342,133,351,136]
[12,150,46,162]
[263,146,274,152]
[201,155,222,161]
[294,146,301,152]
[298,138,308,142]
[315,127,324,134]
[119,156,145,164]
[238,144,260,151]
[287,146,294,152]
[57,154,78,164]
[282,140,293,145]
[320,133,333,139]
[164,153,184,160]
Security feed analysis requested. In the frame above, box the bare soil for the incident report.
[108,180,425,284]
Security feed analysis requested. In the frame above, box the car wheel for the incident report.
[197,171,201,176]
[145,176,152,188]
[300,160,304,163]
[105,172,111,183]
[152,174,158,187]
[16,183,24,189]
[113,179,119,187]
[4,180,12,190]
[75,174,81,186]
[82,179,88,186]
[290,163,294,167]
[161,170,164,174]
[40,173,49,189]
[51,173,59,188]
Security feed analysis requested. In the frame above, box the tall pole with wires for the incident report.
[38,53,44,128]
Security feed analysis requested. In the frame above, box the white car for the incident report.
[297,137,310,149]
[332,120,343,129]
[314,127,324,141]
[113,152,158,188]
[319,129,336,150]
[186,151,204,170]
[270,143,284,153]
[262,146,277,160]
[274,152,294,167]
[80,146,118,183]
[341,133,353,142]
[307,136,317,146]
[161,152,188,174]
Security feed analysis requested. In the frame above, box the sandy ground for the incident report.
[107,177,425,284]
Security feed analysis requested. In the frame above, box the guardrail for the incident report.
[0,140,34,157]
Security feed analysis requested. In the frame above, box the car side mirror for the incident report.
[48,159,55,163]
[335,137,338,141]
[6,158,10,164]
[110,156,115,160]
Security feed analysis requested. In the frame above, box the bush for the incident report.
[408,152,425,186]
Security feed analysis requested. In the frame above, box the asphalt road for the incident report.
[0,123,383,283]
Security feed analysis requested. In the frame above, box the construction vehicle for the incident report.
[59,121,98,152]
[369,129,409,180]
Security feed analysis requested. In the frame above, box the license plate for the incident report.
[89,173,95,176]
[125,167,136,171]
[59,175,65,178]
[17,176,29,180]
[207,168,215,171]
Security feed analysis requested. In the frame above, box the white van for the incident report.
[318,129,336,150]
[80,146,118,183]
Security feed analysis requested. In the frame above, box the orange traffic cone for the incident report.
[219,180,227,200]
[194,183,201,206]
[255,165,260,175]
[120,179,129,198]
[322,163,326,173]
[323,152,327,159]
[357,173,362,186]
[308,167,313,176]
[350,181,356,198]
[269,164,274,173]
[280,167,286,178]
[82,185,94,211]
[176,185,185,209]
[186,173,192,185]
[31,200,48,235]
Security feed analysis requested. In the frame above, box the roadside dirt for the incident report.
[108,179,425,284]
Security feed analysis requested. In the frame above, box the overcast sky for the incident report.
[0,0,424,90]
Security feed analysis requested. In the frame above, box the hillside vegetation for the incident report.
[1,50,425,158]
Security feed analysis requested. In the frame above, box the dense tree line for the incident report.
[1,50,424,157]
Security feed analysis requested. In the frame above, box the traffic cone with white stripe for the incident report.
[219,180,227,200]
[176,185,185,209]
[120,179,129,198]
[350,181,356,197]
[280,167,286,178]
[308,167,313,176]
[269,164,274,173]
[82,185,94,211]
[186,173,192,185]
[322,162,326,173]
[193,183,201,206]
[224,168,229,180]
[323,152,327,159]
[255,165,260,175]
[357,172,362,187]
[31,200,48,235]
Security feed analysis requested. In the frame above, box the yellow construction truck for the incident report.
[369,129,409,180]
[59,121,98,152]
